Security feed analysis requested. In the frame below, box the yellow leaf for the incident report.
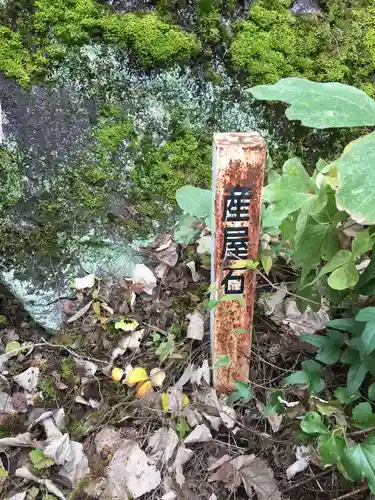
[136,380,153,397]
[126,367,149,386]
[230,259,258,270]
[261,251,272,275]
[150,368,166,387]
[115,319,139,332]
[92,301,101,316]
[161,392,169,412]
[182,394,190,408]
[111,367,124,382]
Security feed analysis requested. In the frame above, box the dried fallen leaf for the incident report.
[207,454,231,472]
[171,446,194,471]
[231,455,281,500]
[148,428,179,464]
[15,466,66,500]
[126,367,149,386]
[203,412,222,431]
[192,359,210,385]
[256,402,282,434]
[155,239,178,267]
[105,439,161,498]
[13,367,39,393]
[150,368,166,387]
[184,424,212,444]
[186,261,200,282]
[286,446,311,480]
[186,311,204,341]
[132,264,157,295]
[11,392,28,413]
[67,300,93,323]
[0,391,16,414]
[74,358,97,377]
[58,440,90,488]
[136,380,153,397]
[111,367,124,382]
[162,388,190,413]
[71,274,95,290]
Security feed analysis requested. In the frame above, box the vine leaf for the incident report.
[359,320,375,357]
[328,261,359,290]
[352,402,375,429]
[336,131,375,225]
[352,229,375,259]
[300,411,328,434]
[319,434,346,465]
[355,307,375,323]
[369,383,375,401]
[301,331,344,365]
[344,435,375,494]
[262,157,317,228]
[347,361,368,395]
[249,78,375,129]
[173,214,201,244]
[175,185,212,219]
[227,381,253,405]
[284,360,325,393]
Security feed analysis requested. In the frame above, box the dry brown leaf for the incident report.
[186,261,200,282]
[67,300,93,323]
[207,454,231,472]
[230,455,281,500]
[148,428,179,464]
[184,424,212,444]
[132,264,157,295]
[104,439,161,498]
[13,367,39,392]
[186,311,204,341]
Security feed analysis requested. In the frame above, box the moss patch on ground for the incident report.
[230,0,375,94]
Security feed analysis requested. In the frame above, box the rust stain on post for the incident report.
[211,132,266,394]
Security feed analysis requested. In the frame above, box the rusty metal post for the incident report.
[211,132,266,394]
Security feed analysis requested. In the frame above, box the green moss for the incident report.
[59,357,78,382]
[0,27,46,86]
[230,0,375,93]
[102,12,200,65]
[0,148,24,209]
[131,127,211,218]
[33,0,101,44]
[39,375,57,402]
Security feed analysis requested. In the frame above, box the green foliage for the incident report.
[215,354,231,368]
[300,411,328,434]
[155,333,175,362]
[227,380,253,405]
[30,448,54,470]
[345,435,375,493]
[0,27,46,86]
[250,78,375,128]
[0,148,24,210]
[284,359,325,393]
[39,376,57,402]
[102,12,200,65]
[232,0,375,92]
[176,185,212,219]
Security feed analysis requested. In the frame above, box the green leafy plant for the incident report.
[154,333,175,362]
[251,78,375,302]
[227,380,253,405]
[173,185,212,247]
[30,449,54,470]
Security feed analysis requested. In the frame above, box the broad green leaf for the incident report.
[30,449,54,470]
[328,261,359,290]
[320,225,340,261]
[319,434,346,465]
[173,214,201,244]
[295,270,321,313]
[249,78,375,128]
[359,320,375,356]
[315,250,352,282]
[352,402,375,429]
[264,390,284,417]
[352,229,375,259]
[285,360,325,393]
[356,307,375,322]
[347,361,368,394]
[356,243,375,293]
[315,399,342,416]
[335,387,361,404]
[262,157,316,227]
[340,348,360,365]
[0,467,8,478]
[336,132,375,225]
[5,340,21,353]
[300,411,328,434]
[175,185,211,218]
[294,217,334,282]
[301,334,342,365]
[227,381,253,405]
[326,318,358,333]
[369,384,375,401]
[215,355,231,368]
[344,435,375,493]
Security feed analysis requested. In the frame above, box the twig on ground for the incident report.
[330,485,369,500]
[349,425,375,438]
[281,468,333,494]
